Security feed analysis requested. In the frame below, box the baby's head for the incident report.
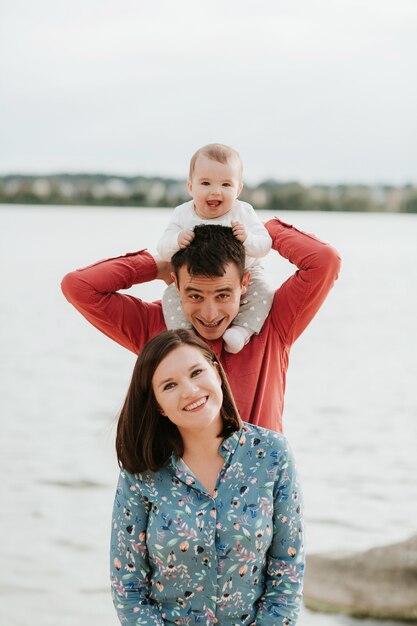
[188,143,243,219]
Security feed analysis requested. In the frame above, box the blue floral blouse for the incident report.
[110,423,304,625]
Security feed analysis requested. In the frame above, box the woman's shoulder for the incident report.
[241,422,291,451]
[118,462,173,494]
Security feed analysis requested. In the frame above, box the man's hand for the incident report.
[231,220,248,243]
[178,229,195,248]
[153,254,174,285]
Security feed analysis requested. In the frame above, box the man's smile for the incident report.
[196,318,224,328]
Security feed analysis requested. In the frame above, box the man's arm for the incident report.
[61,250,169,354]
[266,218,341,346]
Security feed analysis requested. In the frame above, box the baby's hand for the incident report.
[178,229,195,248]
[231,220,248,243]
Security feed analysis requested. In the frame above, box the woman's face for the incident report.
[152,344,223,435]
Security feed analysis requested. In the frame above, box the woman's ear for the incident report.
[213,360,222,383]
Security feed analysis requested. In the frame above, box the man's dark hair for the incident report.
[171,224,246,281]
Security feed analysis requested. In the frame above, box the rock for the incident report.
[303,534,417,621]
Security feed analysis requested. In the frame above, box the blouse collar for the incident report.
[169,426,247,492]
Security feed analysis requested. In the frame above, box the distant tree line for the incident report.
[0,173,416,213]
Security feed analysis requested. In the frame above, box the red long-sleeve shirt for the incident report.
[61,218,341,432]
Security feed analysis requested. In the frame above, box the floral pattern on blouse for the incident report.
[110,423,304,626]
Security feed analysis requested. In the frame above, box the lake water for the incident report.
[0,205,416,626]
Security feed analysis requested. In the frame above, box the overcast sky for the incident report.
[1,0,416,184]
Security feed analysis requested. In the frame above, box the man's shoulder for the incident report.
[125,299,166,354]
[143,300,166,331]
[219,315,282,366]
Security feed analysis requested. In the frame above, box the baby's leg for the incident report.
[223,269,274,353]
[235,269,275,333]
[162,283,193,330]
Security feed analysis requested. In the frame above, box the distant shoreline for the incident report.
[1,174,416,213]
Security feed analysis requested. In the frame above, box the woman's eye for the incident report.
[191,369,203,377]
[163,382,176,391]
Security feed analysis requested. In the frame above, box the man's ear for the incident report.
[241,271,250,293]
[171,272,179,291]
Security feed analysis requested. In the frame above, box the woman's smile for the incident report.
[183,396,208,412]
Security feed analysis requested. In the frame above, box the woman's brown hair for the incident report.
[116,329,242,474]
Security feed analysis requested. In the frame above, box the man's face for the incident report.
[172,263,250,341]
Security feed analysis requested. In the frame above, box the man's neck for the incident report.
[197,335,223,359]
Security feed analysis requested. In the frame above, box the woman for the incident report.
[111,330,304,625]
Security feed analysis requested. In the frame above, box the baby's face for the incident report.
[188,155,242,219]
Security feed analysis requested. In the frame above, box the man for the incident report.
[61,219,340,432]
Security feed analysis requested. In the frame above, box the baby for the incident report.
[157,143,274,353]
